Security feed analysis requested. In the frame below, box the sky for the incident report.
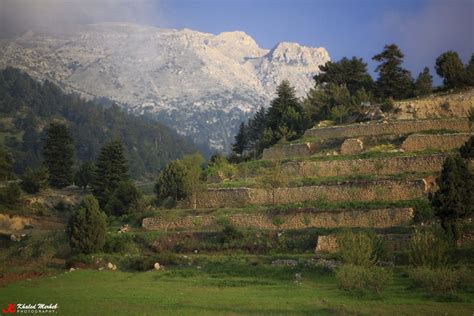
[1,0,473,84]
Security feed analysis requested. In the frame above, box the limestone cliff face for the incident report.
[0,23,330,151]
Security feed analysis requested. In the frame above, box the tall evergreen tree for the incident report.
[465,54,474,86]
[414,67,433,97]
[92,140,129,207]
[0,147,13,181]
[460,136,474,159]
[232,122,249,155]
[247,106,267,145]
[431,156,473,241]
[42,122,74,188]
[372,44,413,99]
[155,160,187,204]
[266,80,309,142]
[74,161,96,190]
[67,195,107,254]
[435,51,467,89]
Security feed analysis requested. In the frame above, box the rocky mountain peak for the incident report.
[0,23,330,151]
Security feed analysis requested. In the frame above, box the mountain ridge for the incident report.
[0,22,330,151]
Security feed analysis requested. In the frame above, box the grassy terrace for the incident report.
[0,267,472,315]
[208,171,436,189]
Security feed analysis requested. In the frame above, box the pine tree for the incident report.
[460,136,474,159]
[435,51,467,89]
[92,140,129,207]
[315,57,374,95]
[414,67,433,97]
[232,122,248,155]
[431,156,473,241]
[372,44,413,99]
[42,122,74,188]
[247,106,267,145]
[0,147,13,181]
[67,195,107,254]
[266,80,309,142]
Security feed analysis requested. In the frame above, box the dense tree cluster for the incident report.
[0,67,195,178]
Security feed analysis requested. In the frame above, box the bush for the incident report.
[104,234,138,254]
[408,266,473,297]
[67,195,107,254]
[20,167,49,194]
[0,182,22,205]
[337,230,385,267]
[407,227,448,269]
[104,180,141,216]
[459,135,473,159]
[380,98,395,113]
[336,264,392,296]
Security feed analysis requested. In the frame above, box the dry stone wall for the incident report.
[142,208,413,231]
[304,118,470,140]
[262,142,316,160]
[282,154,450,178]
[401,133,473,152]
[340,138,364,155]
[193,179,427,209]
[315,233,411,253]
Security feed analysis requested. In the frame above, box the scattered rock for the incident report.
[118,224,129,233]
[340,138,364,155]
[271,259,298,267]
[294,273,302,284]
[98,267,104,271]
[306,258,341,270]
[315,235,338,253]
[107,262,117,271]
[69,268,76,272]
[154,262,161,271]
[10,234,21,242]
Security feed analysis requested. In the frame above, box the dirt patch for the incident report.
[0,271,48,286]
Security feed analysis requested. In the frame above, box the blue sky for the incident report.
[2,0,472,84]
[156,0,473,84]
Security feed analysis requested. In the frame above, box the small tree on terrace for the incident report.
[431,156,473,242]
[67,195,107,254]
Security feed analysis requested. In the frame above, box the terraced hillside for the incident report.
[143,116,473,256]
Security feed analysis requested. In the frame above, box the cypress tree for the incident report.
[154,160,187,204]
[414,67,433,97]
[465,54,474,86]
[431,156,473,241]
[42,122,74,188]
[92,140,129,207]
[67,195,107,254]
[372,44,413,99]
[460,136,474,159]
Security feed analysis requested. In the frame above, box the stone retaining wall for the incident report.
[304,118,470,140]
[401,133,472,152]
[194,179,428,209]
[142,208,414,231]
[282,154,450,178]
[315,233,411,253]
[262,142,316,160]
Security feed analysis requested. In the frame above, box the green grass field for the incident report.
[1,266,472,315]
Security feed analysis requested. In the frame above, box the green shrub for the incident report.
[337,231,384,267]
[336,264,392,296]
[380,98,395,113]
[408,227,448,269]
[221,222,243,243]
[104,234,138,254]
[0,182,22,205]
[408,266,473,296]
[20,167,49,194]
[105,180,141,216]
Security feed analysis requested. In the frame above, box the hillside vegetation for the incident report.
[0,67,196,178]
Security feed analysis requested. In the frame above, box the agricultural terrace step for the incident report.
[192,179,432,209]
[316,233,410,253]
[401,133,473,152]
[281,153,451,178]
[304,117,470,140]
[142,208,413,230]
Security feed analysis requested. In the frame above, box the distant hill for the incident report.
[0,23,330,151]
[0,67,198,178]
